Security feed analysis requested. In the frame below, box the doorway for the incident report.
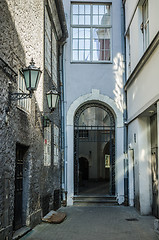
[74,103,115,196]
[13,144,27,230]
[150,114,158,218]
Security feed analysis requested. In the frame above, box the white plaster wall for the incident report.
[127,45,159,121]
[128,118,152,215]
[125,0,159,74]
[63,0,124,111]
[138,117,152,215]
[125,0,139,31]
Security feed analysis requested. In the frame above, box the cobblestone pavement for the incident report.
[21,206,159,240]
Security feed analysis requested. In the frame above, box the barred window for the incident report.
[71,3,112,62]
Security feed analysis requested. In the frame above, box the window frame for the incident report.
[142,0,149,51]
[71,3,112,63]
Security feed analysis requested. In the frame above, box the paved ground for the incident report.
[21,206,159,240]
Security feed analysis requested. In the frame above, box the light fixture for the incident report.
[9,58,42,101]
[46,89,59,111]
[149,110,154,114]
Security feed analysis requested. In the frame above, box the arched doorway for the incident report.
[74,103,115,195]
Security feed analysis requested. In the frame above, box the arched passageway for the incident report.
[74,103,115,196]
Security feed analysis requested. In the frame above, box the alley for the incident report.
[21,206,159,240]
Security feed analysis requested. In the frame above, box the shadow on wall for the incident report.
[0,0,26,68]
[113,53,125,113]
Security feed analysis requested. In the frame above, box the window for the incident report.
[71,3,112,62]
[45,8,51,74]
[18,72,31,112]
[54,124,59,165]
[52,30,57,86]
[44,122,51,166]
[79,130,88,138]
[141,0,149,50]
[45,8,58,85]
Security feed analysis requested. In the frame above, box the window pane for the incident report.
[73,15,78,24]
[85,5,90,14]
[85,51,90,61]
[73,39,78,49]
[73,5,78,14]
[85,29,90,38]
[79,5,84,14]
[99,5,105,14]
[79,50,84,60]
[85,39,90,49]
[79,29,84,38]
[79,15,84,24]
[93,15,98,25]
[73,50,78,60]
[93,5,98,14]
[85,15,90,25]
[93,39,99,50]
[105,5,111,14]
[79,39,84,49]
[105,50,110,61]
[101,15,111,25]
[73,28,78,38]
[93,50,99,61]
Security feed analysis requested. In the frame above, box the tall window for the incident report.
[45,8,57,85]
[52,30,57,86]
[54,124,59,165]
[44,122,51,166]
[45,8,51,74]
[18,72,31,112]
[71,3,112,62]
[142,0,149,50]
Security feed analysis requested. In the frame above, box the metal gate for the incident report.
[74,103,115,195]
[151,147,158,218]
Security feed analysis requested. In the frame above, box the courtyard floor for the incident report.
[21,206,159,240]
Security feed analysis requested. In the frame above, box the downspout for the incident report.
[59,43,67,206]
[121,1,129,205]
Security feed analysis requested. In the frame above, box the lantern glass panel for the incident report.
[51,94,57,109]
[47,93,52,109]
[23,70,30,90]
[31,70,39,89]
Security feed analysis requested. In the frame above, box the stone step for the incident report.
[73,195,118,206]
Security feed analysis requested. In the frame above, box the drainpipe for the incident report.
[59,43,67,206]
[121,1,129,206]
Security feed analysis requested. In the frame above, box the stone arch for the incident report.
[66,89,124,205]
[67,89,123,127]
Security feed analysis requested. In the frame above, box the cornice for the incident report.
[125,31,159,91]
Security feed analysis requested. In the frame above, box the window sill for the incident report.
[70,61,112,64]
[17,106,30,115]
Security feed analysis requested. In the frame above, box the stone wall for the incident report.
[0,0,67,239]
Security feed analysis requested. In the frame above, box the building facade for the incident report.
[124,0,159,216]
[63,0,125,205]
[0,0,67,239]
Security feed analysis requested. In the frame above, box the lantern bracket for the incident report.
[9,91,32,101]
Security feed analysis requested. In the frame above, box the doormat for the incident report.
[42,211,66,224]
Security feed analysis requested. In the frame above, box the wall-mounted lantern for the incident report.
[9,58,42,101]
[46,89,59,111]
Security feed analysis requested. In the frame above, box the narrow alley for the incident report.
[21,206,158,240]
